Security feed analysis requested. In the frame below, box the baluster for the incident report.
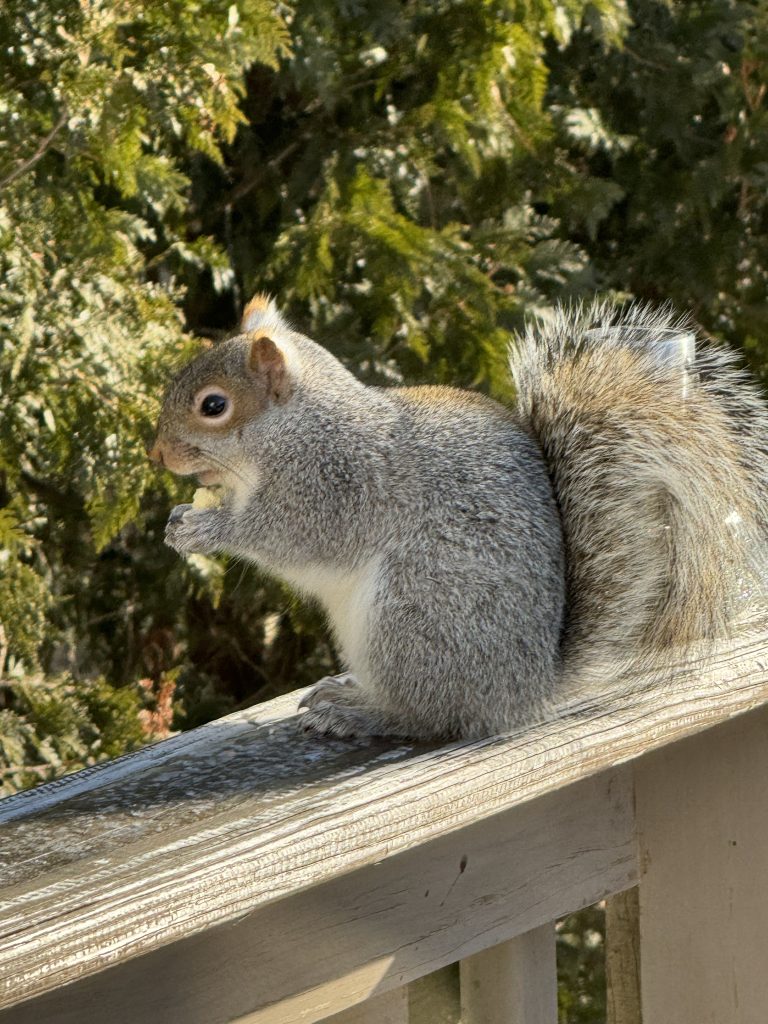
[460,924,557,1023]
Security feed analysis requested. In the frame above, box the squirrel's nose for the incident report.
[147,442,165,467]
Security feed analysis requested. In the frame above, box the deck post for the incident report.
[460,924,557,1024]
[635,704,768,1024]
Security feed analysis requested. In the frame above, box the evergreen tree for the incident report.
[0,0,289,790]
[547,0,768,370]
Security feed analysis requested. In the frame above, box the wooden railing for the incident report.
[1,626,768,1023]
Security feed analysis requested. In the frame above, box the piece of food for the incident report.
[191,487,223,510]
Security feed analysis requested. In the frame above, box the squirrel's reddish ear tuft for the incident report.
[248,335,291,403]
[242,293,281,333]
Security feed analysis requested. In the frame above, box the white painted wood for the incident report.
[408,967,459,1024]
[0,769,635,1024]
[322,987,408,1024]
[460,924,557,1024]
[0,627,766,1013]
[636,703,768,1024]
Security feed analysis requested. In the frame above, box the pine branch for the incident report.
[227,138,304,207]
[0,109,68,191]
[189,135,308,233]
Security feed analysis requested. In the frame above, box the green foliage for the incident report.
[0,675,146,796]
[0,557,49,669]
[225,0,619,394]
[546,0,768,368]
[0,0,289,557]
[558,906,606,1023]
[0,0,290,786]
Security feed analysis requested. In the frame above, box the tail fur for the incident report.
[510,301,768,678]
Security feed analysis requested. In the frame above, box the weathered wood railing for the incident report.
[1,627,768,1023]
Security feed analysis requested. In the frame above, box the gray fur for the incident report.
[158,301,768,739]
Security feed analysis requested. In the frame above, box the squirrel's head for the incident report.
[148,294,297,489]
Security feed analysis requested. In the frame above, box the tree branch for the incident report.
[0,623,7,681]
[0,109,68,191]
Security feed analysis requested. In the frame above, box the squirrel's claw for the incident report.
[164,504,193,551]
[298,673,413,741]
[299,672,358,710]
[167,503,192,525]
[299,702,369,740]
[298,673,370,738]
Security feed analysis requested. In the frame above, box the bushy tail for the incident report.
[510,301,768,678]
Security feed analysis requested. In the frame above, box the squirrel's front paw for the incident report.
[167,503,193,526]
[165,505,227,554]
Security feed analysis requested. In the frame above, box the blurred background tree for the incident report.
[2,1,766,1017]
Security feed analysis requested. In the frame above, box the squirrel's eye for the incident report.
[200,394,228,417]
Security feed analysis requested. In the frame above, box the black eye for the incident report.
[200,394,228,417]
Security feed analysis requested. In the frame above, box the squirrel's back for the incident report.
[510,302,768,680]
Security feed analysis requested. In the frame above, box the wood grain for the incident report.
[0,769,634,1024]
[323,988,409,1024]
[636,703,768,1024]
[0,626,767,1013]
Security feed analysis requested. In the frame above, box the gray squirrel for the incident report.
[149,296,768,740]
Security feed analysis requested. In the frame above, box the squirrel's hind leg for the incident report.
[298,673,413,740]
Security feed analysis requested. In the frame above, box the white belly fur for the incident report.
[279,556,382,684]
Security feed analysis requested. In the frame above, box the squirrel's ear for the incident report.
[248,335,292,403]
[242,293,283,333]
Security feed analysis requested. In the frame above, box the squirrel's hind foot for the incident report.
[298,673,411,740]
[299,672,359,710]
